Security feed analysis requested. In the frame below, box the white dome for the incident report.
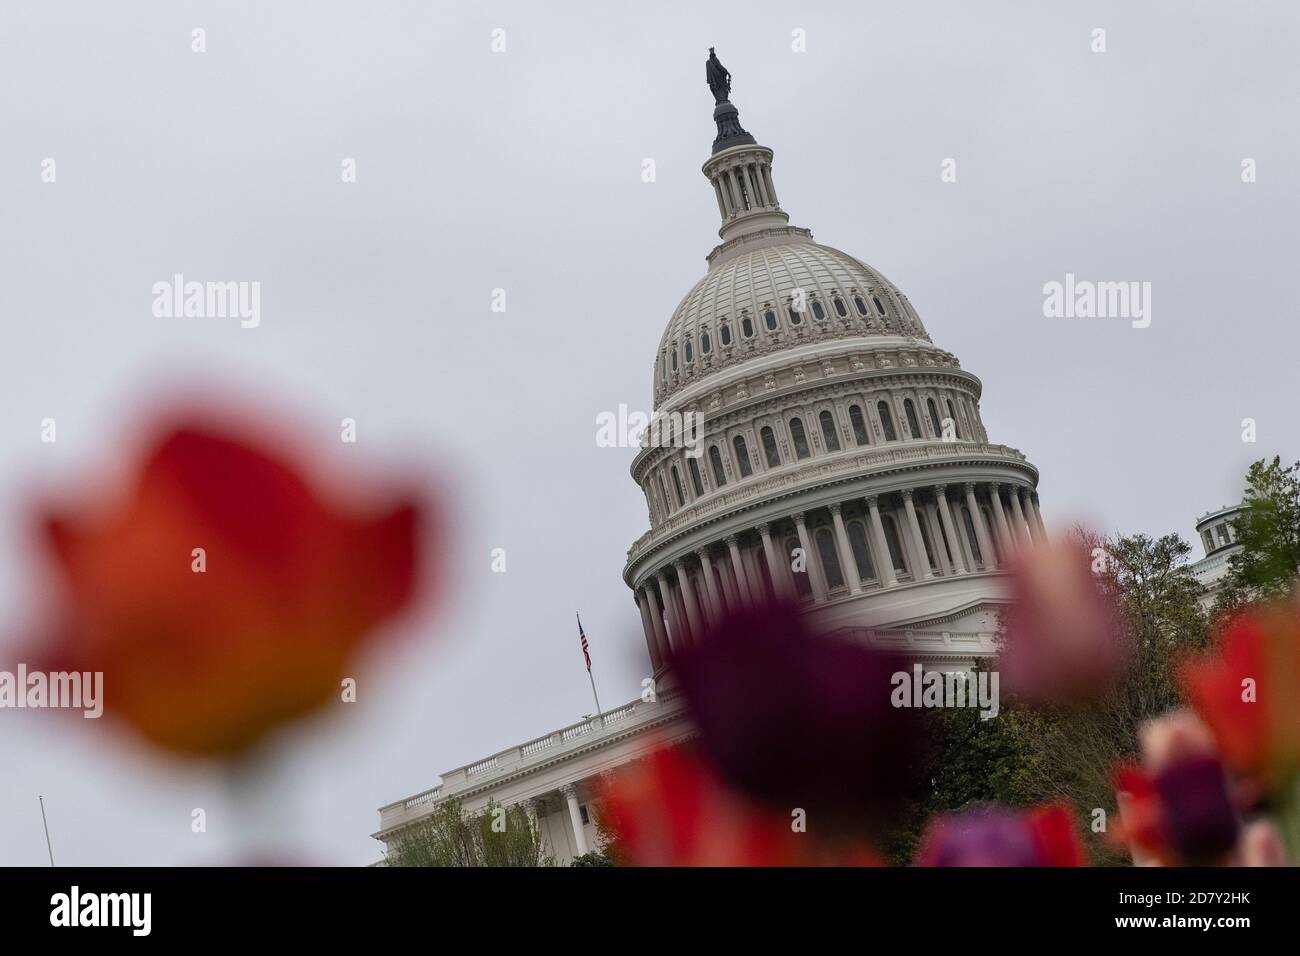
[654,233,930,408]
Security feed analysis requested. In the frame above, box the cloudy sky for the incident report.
[1,1,1297,865]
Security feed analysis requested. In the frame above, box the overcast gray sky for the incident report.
[1,1,1297,865]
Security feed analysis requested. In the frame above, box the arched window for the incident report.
[815,528,845,589]
[788,306,802,326]
[877,401,898,442]
[819,410,840,451]
[847,520,875,581]
[701,331,711,355]
[671,349,678,372]
[854,295,869,316]
[670,466,685,507]
[788,417,811,459]
[904,398,922,439]
[811,300,826,321]
[927,397,942,436]
[708,445,727,486]
[881,513,907,573]
[872,295,886,316]
[764,309,778,331]
[760,426,781,467]
[946,399,963,439]
[785,536,812,598]
[657,473,672,513]
[732,435,753,477]
[687,457,705,497]
[833,297,848,317]
[961,506,983,566]
[684,340,693,363]
[742,316,754,338]
[849,404,870,445]
[720,323,732,346]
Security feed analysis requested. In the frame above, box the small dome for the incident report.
[654,236,929,407]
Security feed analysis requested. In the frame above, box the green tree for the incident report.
[890,531,1209,864]
[1002,531,1209,862]
[1214,456,1300,616]
[384,798,553,867]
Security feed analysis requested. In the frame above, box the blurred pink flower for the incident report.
[1000,536,1124,703]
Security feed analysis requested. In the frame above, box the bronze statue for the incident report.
[706,47,731,104]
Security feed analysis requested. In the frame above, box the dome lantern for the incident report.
[703,48,790,243]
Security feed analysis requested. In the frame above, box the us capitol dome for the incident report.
[623,49,1047,673]
[375,50,1048,864]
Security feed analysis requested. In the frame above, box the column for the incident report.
[726,534,754,604]
[656,571,683,651]
[865,495,898,587]
[901,490,932,580]
[793,512,828,602]
[726,168,743,210]
[713,179,728,218]
[561,784,588,857]
[759,522,794,600]
[636,590,663,673]
[527,797,548,854]
[716,557,739,612]
[1008,487,1032,546]
[762,164,778,206]
[934,485,968,574]
[829,503,862,593]
[674,558,704,641]
[643,583,671,663]
[964,483,996,571]
[696,548,723,624]
[1030,493,1048,543]
[924,501,954,576]
[739,164,757,211]
[748,164,764,205]
[988,482,1014,555]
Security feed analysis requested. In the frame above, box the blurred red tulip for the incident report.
[1000,537,1124,703]
[1180,604,1300,791]
[24,421,430,756]
[596,745,882,866]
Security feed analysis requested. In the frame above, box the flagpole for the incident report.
[39,795,54,867]
[577,612,602,719]
[588,669,603,721]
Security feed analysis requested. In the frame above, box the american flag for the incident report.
[577,613,591,672]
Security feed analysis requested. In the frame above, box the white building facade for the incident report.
[1188,505,1244,610]
[374,52,1047,864]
